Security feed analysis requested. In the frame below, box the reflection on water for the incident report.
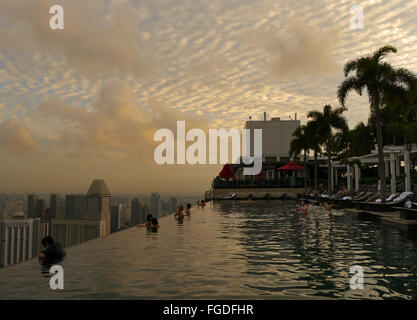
[1,200,417,299]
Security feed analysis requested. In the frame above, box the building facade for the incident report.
[150,192,161,218]
[244,116,300,161]
[86,180,111,235]
[50,219,106,248]
[49,193,61,219]
[0,218,49,267]
[65,194,87,220]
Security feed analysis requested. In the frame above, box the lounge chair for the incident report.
[361,192,414,212]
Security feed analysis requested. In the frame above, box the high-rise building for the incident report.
[119,204,132,227]
[0,218,48,266]
[141,204,149,223]
[131,198,142,226]
[27,194,38,218]
[65,194,87,220]
[150,192,161,218]
[87,179,111,235]
[36,199,46,219]
[170,197,178,213]
[50,219,106,248]
[49,193,61,219]
[110,204,121,233]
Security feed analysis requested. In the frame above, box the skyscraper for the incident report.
[110,204,121,233]
[150,192,161,218]
[131,198,142,225]
[170,197,178,213]
[65,194,87,219]
[36,199,46,218]
[49,193,61,219]
[27,194,37,218]
[87,179,111,235]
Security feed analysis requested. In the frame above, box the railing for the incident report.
[212,178,331,189]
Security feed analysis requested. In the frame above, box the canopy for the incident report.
[218,164,235,179]
[277,161,305,171]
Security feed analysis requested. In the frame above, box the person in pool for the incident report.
[145,214,153,228]
[38,236,66,266]
[150,218,160,229]
[297,200,308,213]
[175,204,185,219]
[185,203,191,216]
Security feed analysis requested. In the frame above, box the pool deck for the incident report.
[345,208,417,232]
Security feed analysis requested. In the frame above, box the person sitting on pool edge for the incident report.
[185,203,191,216]
[38,236,66,266]
[175,204,185,219]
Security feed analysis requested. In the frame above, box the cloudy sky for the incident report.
[0,0,416,194]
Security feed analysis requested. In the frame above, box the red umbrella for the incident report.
[218,164,235,179]
[277,161,306,171]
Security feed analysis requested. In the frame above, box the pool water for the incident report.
[1,200,417,299]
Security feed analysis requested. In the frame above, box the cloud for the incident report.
[242,22,339,77]
[0,118,37,155]
[0,0,154,79]
[36,80,208,160]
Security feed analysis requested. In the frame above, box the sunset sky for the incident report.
[0,0,417,194]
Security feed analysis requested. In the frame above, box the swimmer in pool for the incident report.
[144,214,153,228]
[150,218,160,229]
[297,200,308,213]
[175,204,185,219]
[185,203,191,216]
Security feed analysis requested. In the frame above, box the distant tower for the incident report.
[28,194,38,218]
[36,199,46,218]
[150,192,161,218]
[49,193,61,219]
[87,179,111,235]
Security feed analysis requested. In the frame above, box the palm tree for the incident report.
[338,45,416,202]
[307,105,348,192]
[305,120,323,191]
[289,125,309,188]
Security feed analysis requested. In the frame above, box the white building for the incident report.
[0,218,45,267]
[50,219,106,248]
[244,115,300,161]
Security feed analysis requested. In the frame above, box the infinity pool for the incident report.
[1,200,417,299]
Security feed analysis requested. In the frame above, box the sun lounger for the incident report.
[361,192,414,212]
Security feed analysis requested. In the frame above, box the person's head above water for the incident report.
[178,204,184,211]
[152,218,159,225]
[41,236,54,248]
[146,214,153,221]
[187,203,191,209]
